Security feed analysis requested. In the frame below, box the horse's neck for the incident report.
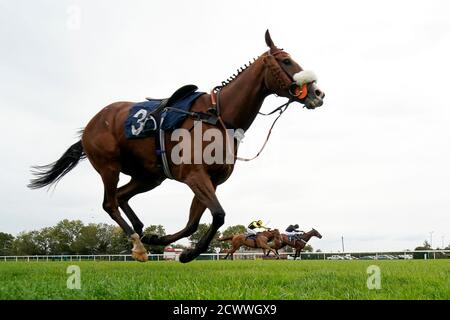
[218,59,269,131]
[302,231,314,242]
[261,231,270,238]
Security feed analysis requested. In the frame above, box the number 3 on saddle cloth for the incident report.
[124,85,206,139]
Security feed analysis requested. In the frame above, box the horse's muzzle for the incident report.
[303,82,325,109]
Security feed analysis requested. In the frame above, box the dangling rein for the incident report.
[211,88,293,162]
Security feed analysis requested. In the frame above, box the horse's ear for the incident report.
[265,29,276,49]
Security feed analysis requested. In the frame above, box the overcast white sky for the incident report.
[1,0,449,252]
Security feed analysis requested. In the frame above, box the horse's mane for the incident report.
[217,56,259,90]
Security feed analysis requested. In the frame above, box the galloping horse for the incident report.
[28,31,325,263]
[272,228,322,260]
[218,229,282,259]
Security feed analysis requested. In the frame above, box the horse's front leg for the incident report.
[294,249,301,260]
[269,243,280,257]
[257,238,277,258]
[141,196,206,246]
[178,171,224,263]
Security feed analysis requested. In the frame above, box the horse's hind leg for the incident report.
[100,166,147,262]
[225,242,240,260]
[117,177,162,236]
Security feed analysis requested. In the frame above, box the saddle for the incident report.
[124,84,222,180]
[124,84,218,140]
[246,234,258,241]
[145,84,198,113]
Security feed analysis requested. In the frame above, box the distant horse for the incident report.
[272,228,322,259]
[219,229,282,259]
[28,30,325,263]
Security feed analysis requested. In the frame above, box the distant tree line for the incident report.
[413,240,450,259]
[0,220,130,256]
[0,221,319,256]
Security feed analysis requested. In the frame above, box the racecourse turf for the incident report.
[0,260,449,300]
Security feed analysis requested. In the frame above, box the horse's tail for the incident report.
[218,235,234,242]
[28,140,86,190]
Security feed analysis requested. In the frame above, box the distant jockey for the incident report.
[246,220,269,238]
[285,224,304,240]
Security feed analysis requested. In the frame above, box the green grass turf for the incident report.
[0,260,449,300]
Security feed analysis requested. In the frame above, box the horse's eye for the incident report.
[282,59,292,65]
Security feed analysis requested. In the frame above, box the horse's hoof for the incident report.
[179,249,197,263]
[132,250,148,262]
[131,233,148,262]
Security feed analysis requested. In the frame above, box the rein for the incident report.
[211,87,294,162]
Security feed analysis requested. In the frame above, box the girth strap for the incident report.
[159,115,174,180]
[158,106,219,180]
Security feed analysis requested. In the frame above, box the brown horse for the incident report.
[219,229,282,259]
[28,31,325,263]
[272,228,322,260]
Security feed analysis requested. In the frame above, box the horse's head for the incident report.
[262,30,325,109]
[262,228,280,241]
[311,228,323,239]
[271,228,282,242]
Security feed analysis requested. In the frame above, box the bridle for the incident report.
[266,49,309,100]
[209,49,310,162]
